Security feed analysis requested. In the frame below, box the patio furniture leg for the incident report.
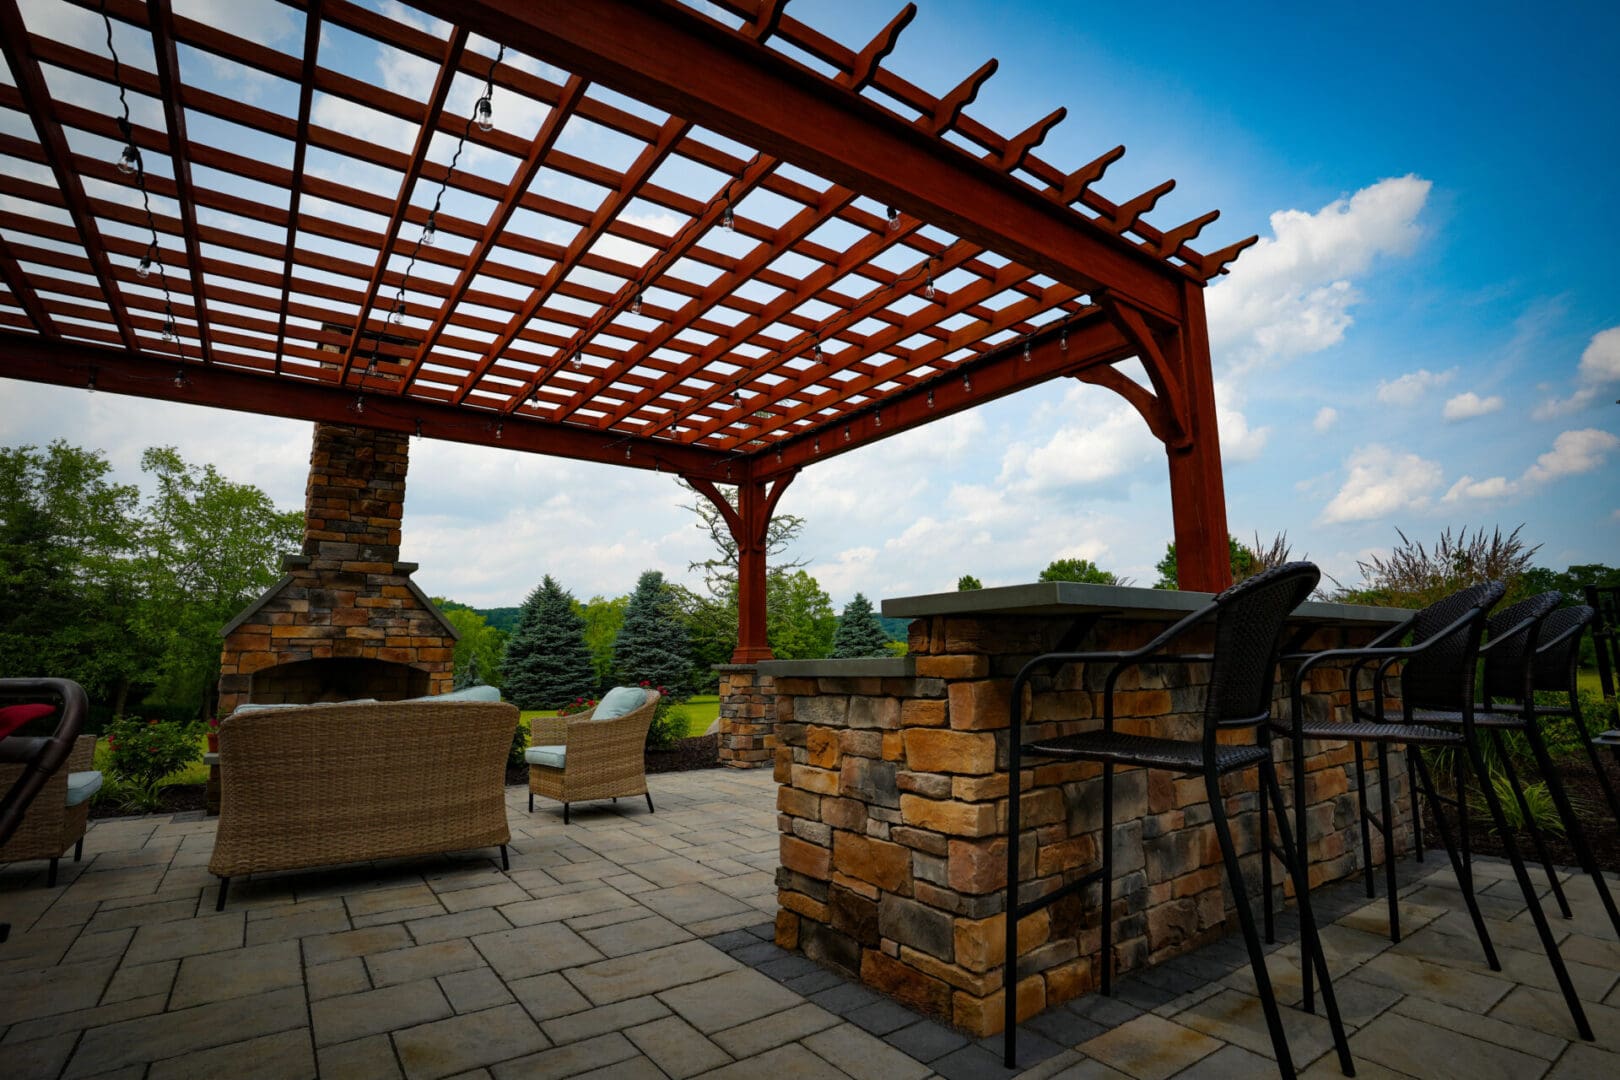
[1354,744,1374,899]
[1465,734,1592,1040]
[1570,691,1620,826]
[1261,761,1275,944]
[500,845,509,871]
[1494,730,1571,917]
[1525,723,1620,936]
[1,921,8,943]
[1412,750,1498,970]
[1100,760,1114,995]
[1376,741,1400,942]
[215,876,230,911]
[1409,750,1423,862]
[47,857,57,888]
[1294,727,1314,1013]
[645,792,655,813]
[74,838,83,862]
[1207,766,1296,1080]
[528,792,533,813]
[1457,751,1472,876]
[563,802,570,825]
[1262,759,1355,1076]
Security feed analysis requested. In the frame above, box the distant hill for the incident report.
[433,599,521,634]
[877,615,911,642]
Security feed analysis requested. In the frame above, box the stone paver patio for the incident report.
[3,769,1618,1079]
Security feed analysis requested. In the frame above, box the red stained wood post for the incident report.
[1166,280,1231,592]
[685,467,798,663]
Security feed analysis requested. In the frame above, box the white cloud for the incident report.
[997,382,1161,492]
[1523,428,1620,484]
[1206,175,1430,374]
[1319,444,1444,524]
[1313,407,1338,433]
[1442,391,1504,421]
[1375,367,1454,407]
[1533,325,1620,419]
[1442,475,1514,503]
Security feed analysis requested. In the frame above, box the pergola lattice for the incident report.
[0,0,1253,660]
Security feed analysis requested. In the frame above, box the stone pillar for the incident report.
[715,664,776,768]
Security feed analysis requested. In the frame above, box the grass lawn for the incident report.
[520,693,719,740]
[1578,669,1608,697]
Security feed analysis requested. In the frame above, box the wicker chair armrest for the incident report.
[531,716,570,746]
[562,693,659,763]
[67,734,96,773]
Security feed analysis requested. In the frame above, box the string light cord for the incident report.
[101,0,182,354]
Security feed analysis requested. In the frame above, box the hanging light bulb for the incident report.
[1060,324,1069,353]
[775,447,783,463]
[528,387,539,407]
[391,296,406,324]
[843,425,851,442]
[162,313,177,341]
[117,142,139,176]
[474,94,494,133]
[625,447,631,460]
[926,389,934,409]
[732,389,744,405]
[494,422,503,440]
[421,211,437,247]
[963,374,972,393]
[172,367,186,388]
[415,419,424,441]
[136,250,154,279]
[1023,340,1031,362]
[87,368,97,393]
[874,411,882,428]
[720,199,735,232]
[886,206,900,232]
[924,266,936,300]
[571,350,583,369]
[351,394,365,414]
[813,339,823,363]
[631,291,643,316]
[365,351,379,378]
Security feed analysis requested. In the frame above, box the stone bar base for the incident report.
[767,616,1411,1036]
[716,664,777,768]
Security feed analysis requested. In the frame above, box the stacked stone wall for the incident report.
[716,665,776,767]
[771,615,1411,1036]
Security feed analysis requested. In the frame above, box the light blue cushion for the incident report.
[233,699,377,715]
[404,685,502,704]
[524,745,566,769]
[65,770,102,807]
[595,686,648,720]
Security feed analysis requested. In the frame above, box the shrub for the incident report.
[508,718,530,769]
[557,697,598,717]
[641,682,683,751]
[1473,771,1564,835]
[103,715,202,810]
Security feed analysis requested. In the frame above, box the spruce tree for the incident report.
[831,592,891,658]
[501,575,596,709]
[613,570,692,697]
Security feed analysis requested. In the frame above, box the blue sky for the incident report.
[2,0,1617,607]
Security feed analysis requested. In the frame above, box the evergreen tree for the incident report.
[831,592,891,658]
[957,574,982,591]
[614,570,692,697]
[502,575,596,709]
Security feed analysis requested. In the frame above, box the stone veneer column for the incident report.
[715,664,776,768]
[769,618,1411,1036]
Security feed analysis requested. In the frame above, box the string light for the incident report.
[571,349,584,369]
[351,394,365,414]
[843,425,851,442]
[162,305,176,341]
[365,350,379,378]
[171,367,187,388]
[625,447,631,460]
[528,387,540,407]
[924,263,936,300]
[874,411,882,428]
[473,93,494,133]
[494,421,503,440]
[720,199,735,232]
[136,248,153,279]
[886,205,900,232]
[415,419,423,441]
[813,437,820,454]
[813,339,823,363]
[1023,340,1031,362]
[963,374,972,393]
[926,389,934,409]
[1060,323,1069,353]
[733,389,744,406]
[116,137,138,176]
[87,367,97,393]
[631,291,643,316]
[390,296,406,324]
[775,447,783,463]
[421,211,437,247]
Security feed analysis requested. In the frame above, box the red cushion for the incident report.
[0,703,56,741]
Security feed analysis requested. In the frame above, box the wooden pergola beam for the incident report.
[273,0,323,375]
[414,0,1188,322]
[0,332,736,480]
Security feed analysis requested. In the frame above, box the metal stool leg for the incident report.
[1494,730,1571,918]
[1413,750,1498,970]
[1466,735,1592,1040]
[1261,761,1275,944]
[1409,750,1424,862]
[1100,760,1115,996]
[1570,692,1620,827]
[1263,760,1355,1076]
[1526,723,1620,937]
[1354,744,1375,899]
[1376,741,1400,942]
[1207,766,1296,1079]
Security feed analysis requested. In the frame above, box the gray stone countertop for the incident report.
[880,581,1409,626]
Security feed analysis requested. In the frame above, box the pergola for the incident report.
[0,0,1253,661]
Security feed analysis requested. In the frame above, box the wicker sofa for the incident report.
[0,734,98,887]
[209,699,518,908]
[527,689,659,823]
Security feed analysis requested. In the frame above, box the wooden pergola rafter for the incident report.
[0,0,1255,660]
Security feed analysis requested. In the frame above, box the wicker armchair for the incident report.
[0,733,96,887]
[209,700,518,909]
[527,690,659,823]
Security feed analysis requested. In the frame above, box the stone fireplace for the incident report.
[216,422,457,714]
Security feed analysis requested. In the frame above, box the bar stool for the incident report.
[1514,605,1620,826]
[1004,563,1353,1078]
[1420,597,1620,938]
[1283,581,1594,1041]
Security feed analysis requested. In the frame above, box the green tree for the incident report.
[957,574,982,591]
[576,595,629,690]
[832,592,891,658]
[615,570,692,697]
[1153,535,1268,590]
[768,570,838,660]
[0,441,144,708]
[502,575,596,708]
[439,604,507,690]
[1039,558,1119,585]
[134,448,301,716]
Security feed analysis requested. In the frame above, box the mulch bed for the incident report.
[1417,748,1620,874]
[89,736,724,821]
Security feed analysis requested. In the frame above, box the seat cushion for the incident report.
[525,744,567,769]
[0,702,55,740]
[65,770,103,807]
[404,685,502,703]
[594,686,648,719]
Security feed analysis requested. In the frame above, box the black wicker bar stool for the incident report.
[1586,585,1620,765]
[1003,563,1353,1078]
[1282,581,1594,1042]
[1418,596,1620,938]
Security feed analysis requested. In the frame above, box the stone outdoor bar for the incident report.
[755,582,1410,1036]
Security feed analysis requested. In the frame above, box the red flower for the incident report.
[148,746,159,753]
[148,718,159,725]
[208,719,219,729]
